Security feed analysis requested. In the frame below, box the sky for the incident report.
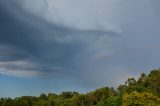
[0,0,160,98]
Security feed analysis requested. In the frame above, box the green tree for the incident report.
[122,91,159,106]
[71,94,91,106]
[145,69,160,95]
[60,91,79,99]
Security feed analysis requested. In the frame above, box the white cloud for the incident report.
[0,61,42,78]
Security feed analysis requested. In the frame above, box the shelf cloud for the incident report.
[0,0,160,90]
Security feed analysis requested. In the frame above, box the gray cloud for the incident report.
[0,0,160,90]
[0,0,120,87]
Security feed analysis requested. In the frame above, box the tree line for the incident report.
[1,69,160,106]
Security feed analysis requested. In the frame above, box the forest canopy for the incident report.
[1,69,160,106]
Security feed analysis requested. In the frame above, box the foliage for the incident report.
[122,91,159,106]
[0,69,160,106]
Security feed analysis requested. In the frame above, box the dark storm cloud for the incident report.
[0,0,160,92]
[0,0,119,79]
